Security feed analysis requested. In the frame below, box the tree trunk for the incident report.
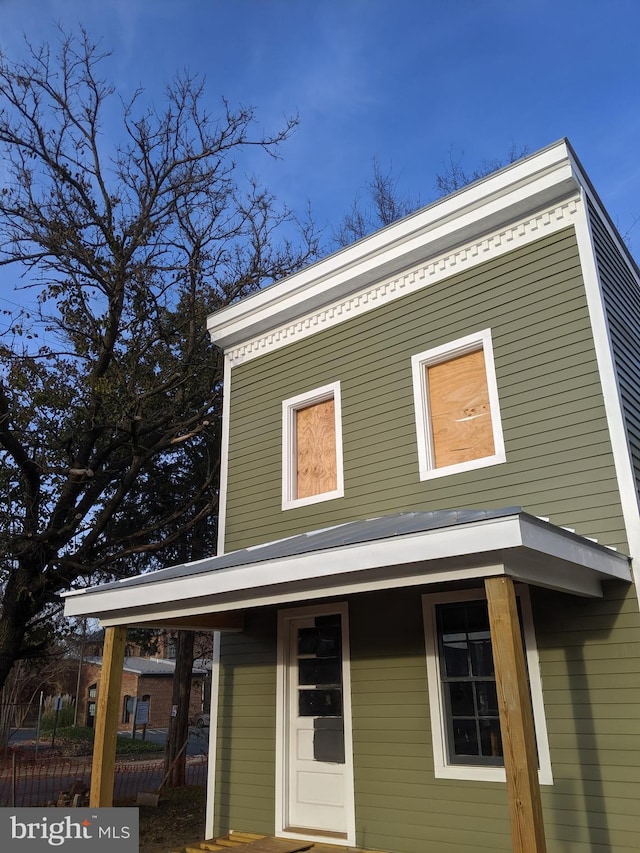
[163,630,195,788]
[0,569,36,691]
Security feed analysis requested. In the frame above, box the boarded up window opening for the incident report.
[282,381,344,509]
[296,397,337,499]
[426,348,495,469]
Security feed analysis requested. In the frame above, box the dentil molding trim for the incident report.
[227,197,580,367]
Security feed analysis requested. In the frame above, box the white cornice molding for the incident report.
[208,139,580,361]
[225,197,580,366]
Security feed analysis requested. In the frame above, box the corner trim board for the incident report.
[572,184,640,597]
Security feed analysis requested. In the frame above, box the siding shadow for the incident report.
[535,582,632,851]
[215,613,278,838]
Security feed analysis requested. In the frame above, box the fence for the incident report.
[0,703,39,728]
[0,752,208,807]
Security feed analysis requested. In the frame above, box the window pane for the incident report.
[439,604,469,677]
[317,626,341,657]
[299,689,342,717]
[479,719,503,758]
[452,718,479,757]
[466,602,490,634]
[470,638,494,677]
[427,348,495,468]
[448,682,475,716]
[298,627,320,655]
[443,639,469,677]
[299,658,342,686]
[439,604,467,634]
[475,681,499,716]
[296,398,337,498]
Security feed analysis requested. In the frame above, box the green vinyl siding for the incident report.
[214,610,278,838]
[224,227,628,554]
[348,588,512,853]
[532,581,640,853]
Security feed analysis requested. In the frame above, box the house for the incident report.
[73,628,211,729]
[63,139,640,853]
[79,655,209,729]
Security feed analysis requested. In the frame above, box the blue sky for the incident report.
[0,0,639,271]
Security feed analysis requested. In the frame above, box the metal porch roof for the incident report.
[62,508,631,628]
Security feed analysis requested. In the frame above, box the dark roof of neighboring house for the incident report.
[84,656,208,676]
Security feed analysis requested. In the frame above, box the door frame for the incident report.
[275,601,356,845]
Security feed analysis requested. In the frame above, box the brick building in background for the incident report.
[75,629,212,729]
[78,655,209,729]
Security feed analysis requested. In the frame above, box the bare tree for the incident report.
[332,158,420,247]
[333,145,530,249]
[0,28,319,691]
[434,143,529,197]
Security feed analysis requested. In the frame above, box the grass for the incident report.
[44,725,163,756]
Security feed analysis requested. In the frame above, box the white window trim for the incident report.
[422,585,553,785]
[411,329,506,480]
[282,381,344,510]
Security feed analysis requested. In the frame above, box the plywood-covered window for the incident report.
[296,397,337,499]
[282,382,344,509]
[412,329,506,480]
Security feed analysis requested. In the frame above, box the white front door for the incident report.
[277,604,355,843]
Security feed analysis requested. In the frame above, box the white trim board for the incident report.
[216,354,233,556]
[204,631,221,840]
[281,381,344,510]
[570,174,640,595]
[411,328,506,480]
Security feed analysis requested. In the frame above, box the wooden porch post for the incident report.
[485,576,547,853]
[90,625,127,807]
[205,630,221,841]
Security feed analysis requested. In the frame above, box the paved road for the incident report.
[119,725,210,756]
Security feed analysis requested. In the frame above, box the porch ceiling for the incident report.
[62,508,631,628]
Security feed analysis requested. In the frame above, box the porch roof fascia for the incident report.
[62,510,630,628]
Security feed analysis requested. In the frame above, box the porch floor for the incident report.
[174,831,387,853]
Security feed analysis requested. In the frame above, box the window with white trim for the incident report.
[422,587,552,784]
[282,382,344,510]
[411,329,506,480]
